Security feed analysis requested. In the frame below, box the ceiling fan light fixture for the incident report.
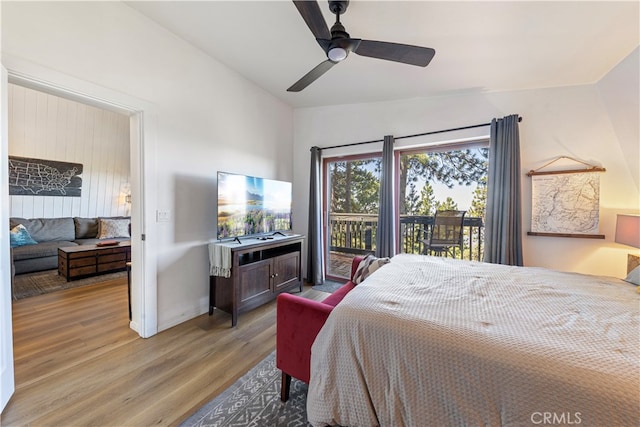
[328,47,348,62]
[290,0,435,91]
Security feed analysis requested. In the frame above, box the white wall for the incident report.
[1,2,293,331]
[293,48,640,279]
[8,84,130,219]
[596,46,639,195]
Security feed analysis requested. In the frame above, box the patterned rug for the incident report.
[180,351,310,427]
[12,269,127,300]
[312,279,346,293]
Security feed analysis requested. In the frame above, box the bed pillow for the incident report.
[10,224,38,248]
[623,265,640,286]
[352,254,390,285]
[97,218,131,239]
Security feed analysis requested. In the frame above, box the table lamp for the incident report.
[615,214,640,287]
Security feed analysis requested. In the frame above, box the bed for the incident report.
[307,254,639,426]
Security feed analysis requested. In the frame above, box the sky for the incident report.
[430,180,477,211]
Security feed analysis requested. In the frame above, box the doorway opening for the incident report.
[3,70,151,336]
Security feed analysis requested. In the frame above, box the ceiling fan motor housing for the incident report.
[328,0,349,15]
[330,21,349,40]
[327,1,355,61]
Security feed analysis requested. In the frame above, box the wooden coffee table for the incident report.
[58,241,131,282]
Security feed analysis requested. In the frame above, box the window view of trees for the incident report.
[325,144,488,278]
[467,175,488,220]
[328,159,381,214]
[326,157,382,278]
[399,149,488,215]
[399,147,488,260]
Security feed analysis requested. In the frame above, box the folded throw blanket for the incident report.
[208,243,232,278]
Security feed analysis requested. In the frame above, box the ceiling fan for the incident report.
[288,0,436,92]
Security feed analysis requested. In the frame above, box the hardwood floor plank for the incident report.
[2,276,328,426]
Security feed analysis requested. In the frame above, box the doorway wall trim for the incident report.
[2,54,158,338]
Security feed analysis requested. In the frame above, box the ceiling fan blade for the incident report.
[287,60,337,92]
[293,0,331,40]
[354,40,435,67]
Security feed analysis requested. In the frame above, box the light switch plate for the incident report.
[156,210,171,222]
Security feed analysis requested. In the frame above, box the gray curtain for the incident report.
[376,136,395,258]
[307,146,324,284]
[484,114,523,266]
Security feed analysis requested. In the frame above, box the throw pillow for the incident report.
[97,218,131,239]
[74,217,99,239]
[10,224,38,248]
[623,265,639,286]
[352,254,390,285]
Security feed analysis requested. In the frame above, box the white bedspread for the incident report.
[307,254,639,427]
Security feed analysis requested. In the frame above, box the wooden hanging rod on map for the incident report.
[527,167,606,177]
[527,232,605,239]
[527,156,606,177]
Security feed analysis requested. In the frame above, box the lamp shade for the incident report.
[615,214,640,248]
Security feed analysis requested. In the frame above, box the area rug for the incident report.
[180,351,310,427]
[12,269,127,300]
[312,279,345,294]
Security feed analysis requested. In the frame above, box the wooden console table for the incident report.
[58,242,131,282]
[209,235,304,326]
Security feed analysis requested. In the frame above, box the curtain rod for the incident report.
[315,116,523,151]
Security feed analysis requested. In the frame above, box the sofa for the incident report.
[10,216,131,275]
[276,256,363,402]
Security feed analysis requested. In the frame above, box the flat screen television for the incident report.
[217,171,293,240]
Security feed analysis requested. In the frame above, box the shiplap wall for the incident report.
[8,84,130,219]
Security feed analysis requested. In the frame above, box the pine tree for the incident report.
[467,175,488,221]
[417,183,436,215]
[465,175,488,260]
[434,197,459,212]
[403,182,420,215]
[328,159,380,214]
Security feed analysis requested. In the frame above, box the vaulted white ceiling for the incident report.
[127,1,639,108]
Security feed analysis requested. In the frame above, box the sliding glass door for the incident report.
[324,154,381,279]
[322,141,488,279]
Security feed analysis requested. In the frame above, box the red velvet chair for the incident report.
[276,256,363,401]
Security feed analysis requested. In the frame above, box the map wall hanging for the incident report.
[527,156,605,239]
[8,156,83,197]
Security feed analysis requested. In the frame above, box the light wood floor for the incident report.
[2,276,328,426]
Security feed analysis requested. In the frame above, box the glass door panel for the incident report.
[324,156,381,279]
[397,144,488,261]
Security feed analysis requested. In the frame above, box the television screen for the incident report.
[217,171,292,239]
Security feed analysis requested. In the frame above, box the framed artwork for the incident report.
[8,156,83,197]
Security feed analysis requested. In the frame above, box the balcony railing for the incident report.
[329,213,484,261]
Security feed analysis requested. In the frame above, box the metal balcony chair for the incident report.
[423,210,466,258]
